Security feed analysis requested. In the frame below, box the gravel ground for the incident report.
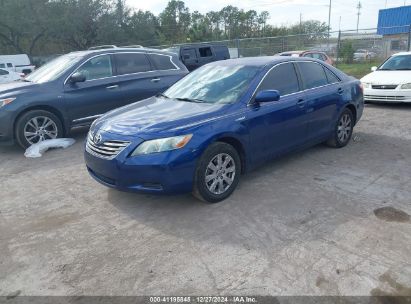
[0,103,410,296]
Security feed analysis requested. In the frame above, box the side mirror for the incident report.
[69,71,86,83]
[371,66,377,72]
[255,90,280,103]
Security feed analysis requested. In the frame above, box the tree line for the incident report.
[0,0,329,57]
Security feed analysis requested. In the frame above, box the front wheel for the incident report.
[193,142,241,203]
[326,108,354,148]
[15,110,63,149]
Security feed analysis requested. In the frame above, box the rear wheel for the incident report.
[15,110,63,148]
[326,108,354,148]
[193,142,241,203]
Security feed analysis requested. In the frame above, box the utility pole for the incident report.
[356,1,362,33]
[339,16,342,31]
[327,0,332,50]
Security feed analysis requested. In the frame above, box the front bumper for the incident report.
[84,133,200,194]
[364,88,411,103]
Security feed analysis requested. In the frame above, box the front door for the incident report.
[64,54,121,126]
[246,62,309,163]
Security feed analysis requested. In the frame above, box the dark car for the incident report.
[0,47,188,148]
[85,57,364,203]
[165,43,230,71]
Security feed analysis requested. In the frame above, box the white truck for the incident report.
[0,54,35,75]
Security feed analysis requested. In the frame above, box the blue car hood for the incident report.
[97,96,228,136]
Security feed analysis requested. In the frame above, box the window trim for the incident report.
[248,60,341,106]
[64,51,180,85]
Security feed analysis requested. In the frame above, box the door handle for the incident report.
[151,78,161,83]
[297,99,306,107]
[106,85,119,90]
[337,88,344,95]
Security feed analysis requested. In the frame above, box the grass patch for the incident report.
[336,61,382,79]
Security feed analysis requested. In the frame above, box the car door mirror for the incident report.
[69,72,86,83]
[255,90,280,103]
[371,66,377,72]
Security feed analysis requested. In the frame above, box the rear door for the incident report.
[247,62,308,162]
[64,54,122,125]
[181,47,198,71]
[295,61,341,140]
[112,52,161,105]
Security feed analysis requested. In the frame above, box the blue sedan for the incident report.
[85,57,364,203]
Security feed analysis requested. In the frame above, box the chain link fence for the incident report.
[149,25,411,74]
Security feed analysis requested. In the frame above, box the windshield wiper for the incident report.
[156,93,169,98]
[175,97,205,103]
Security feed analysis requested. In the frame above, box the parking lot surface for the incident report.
[0,104,410,296]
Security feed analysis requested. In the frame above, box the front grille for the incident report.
[364,95,406,101]
[86,133,130,159]
[371,85,398,90]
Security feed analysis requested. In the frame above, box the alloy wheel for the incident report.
[337,113,352,144]
[205,153,236,195]
[24,116,58,145]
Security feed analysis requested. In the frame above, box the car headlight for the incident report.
[362,82,371,89]
[0,97,16,108]
[131,134,193,156]
[401,83,411,89]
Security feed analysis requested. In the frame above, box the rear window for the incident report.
[298,62,328,89]
[114,53,151,75]
[148,54,177,70]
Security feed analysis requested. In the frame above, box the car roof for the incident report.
[392,51,411,56]
[67,47,177,58]
[207,56,322,67]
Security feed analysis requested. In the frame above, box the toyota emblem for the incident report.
[93,132,102,145]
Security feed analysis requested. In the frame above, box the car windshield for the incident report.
[26,53,84,83]
[164,64,261,104]
[379,55,411,70]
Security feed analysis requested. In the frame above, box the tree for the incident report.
[159,0,191,44]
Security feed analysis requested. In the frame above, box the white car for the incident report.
[0,68,23,84]
[361,52,411,103]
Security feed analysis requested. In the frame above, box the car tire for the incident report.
[193,142,241,204]
[326,108,354,148]
[15,110,63,149]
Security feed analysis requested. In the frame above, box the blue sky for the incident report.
[126,0,409,32]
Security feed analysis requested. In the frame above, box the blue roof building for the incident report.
[377,5,411,35]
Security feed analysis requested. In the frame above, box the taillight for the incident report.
[359,83,364,93]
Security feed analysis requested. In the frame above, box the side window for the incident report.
[298,62,328,90]
[182,48,196,60]
[199,47,213,57]
[0,64,5,68]
[148,54,177,70]
[258,63,300,96]
[114,53,151,75]
[303,53,313,58]
[324,67,340,84]
[0,69,9,75]
[77,55,113,81]
[7,63,13,68]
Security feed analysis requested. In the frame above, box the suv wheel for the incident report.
[15,110,63,148]
[193,142,241,203]
[326,108,354,148]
